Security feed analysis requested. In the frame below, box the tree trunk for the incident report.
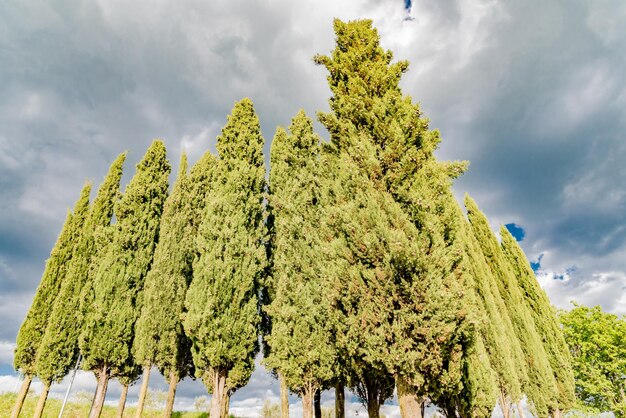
[334,383,345,418]
[367,400,380,418]
[365,380,380,418]
[89,366,110,418]
[10,374,32,418]
[396,376,422,418]
[209,370,227,418]
[517,401,526,418]
[163,370,178,418]
[314,389,321,418]
[220,393,230,418]
[279,373,289,418]
[116,384,129,418]
[302,387,314,418]
[33,383,50,418]
[498,390,510,418]
[552,409,561,418]
[444,405,458,418]
[135,365,151,418]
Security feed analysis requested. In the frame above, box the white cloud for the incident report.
[538,270,626,315]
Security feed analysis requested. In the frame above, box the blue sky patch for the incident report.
[531,253,544,273]
[505,223,526,242]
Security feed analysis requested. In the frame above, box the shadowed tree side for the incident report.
[500,226,575,416]
[184,99,266,418]
[264,112,337,418]
[466,195,558,418]
[134,153,195,417]
[80,140,170,418]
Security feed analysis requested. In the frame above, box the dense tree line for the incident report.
[12,18,597,418]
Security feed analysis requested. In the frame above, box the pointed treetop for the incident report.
[178,151,188,179]
[217,98,264,168]
[271,110,320,172]
[314,19,406,101]
[90,152,126,228]
[71,181,93,227]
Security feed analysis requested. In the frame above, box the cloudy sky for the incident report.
[1,0,625,416]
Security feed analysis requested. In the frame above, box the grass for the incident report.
[0,392,219,417]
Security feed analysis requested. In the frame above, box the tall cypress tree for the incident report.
[12,183,92,418]
[315,19,474,417]
[465,195,558,418]
[500,226,575,416]
[32,183,92,417]
[36,153,126,393]
[184,99,266,418]
[264,112,337,418]
[80,140,170,418]
[134,153,195,417]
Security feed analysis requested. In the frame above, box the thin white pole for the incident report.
[58,355,81,418]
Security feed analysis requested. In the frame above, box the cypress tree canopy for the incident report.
[184,99,266,397]
[14,182,92,379]
[36,153,126,385]
[463,217,527,401]
[500,226,575,412]
[80,140,170,376]
[465,195,558,417]
[134,153,194,380]
[264,111,336,398]
[315,19,473,408]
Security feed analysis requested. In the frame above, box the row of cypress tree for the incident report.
[12,19,574,418]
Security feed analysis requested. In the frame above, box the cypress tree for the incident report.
[80,140,170,418]
[184,99,266,418]
[36,153,126,394]
[134,153,195,417]
[264,112,336,418]
[465,195,558,418]
[33,183,92,416]
[500,226,575,416]
[12,182,92,418]
[315,19,474,416]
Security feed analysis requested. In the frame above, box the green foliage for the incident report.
[315,19,474,412]
[80,140,171,378]
[184,99,266,393]
[14,182,92,379]
[560,304,626,417]
[500,226,576,412]
[134,153,194,380]
[37,153,126,385]
[458,216,526,409]
[264,111,336,397]
[465,195,558,417]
